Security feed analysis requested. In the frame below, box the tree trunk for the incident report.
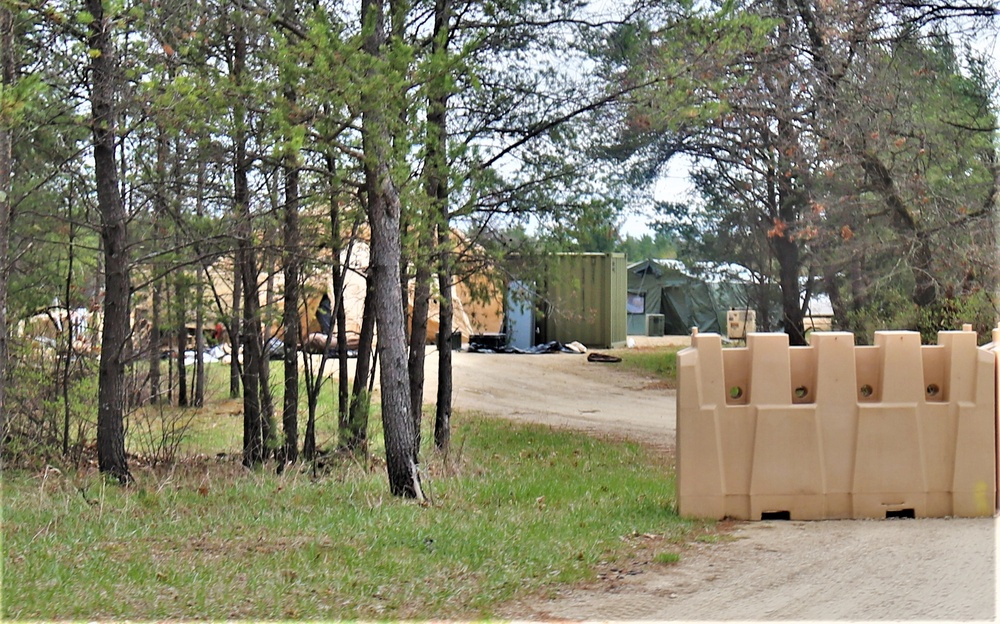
[362,0,422,499]
[87,0,131,484]
[148,126,169,404]
[335,278,350,417]
[260,269,275,457]
[329,168,352,444]
[435,229,453,451]
[369,202,421,496]
[174,274,188,407]
[281,161,300,464]
[773,231,805,345]
[822,266,846,332]
[150,282,162,402]
[329,173,350,433]
[0,2,11,442]
[61,186,75,455]
[428,0,452,451]
[194,159,207,408]
[302,338,318,462]
[408,242,432,448]
[172,184,186,407]
[232,11,263,467]
[238,217,264,467]
[165,282,173,402]
[230,260,242,398]
[344,276,376,454]
[172,136,191,407]
[194,285,205,407]
[767,143,806,346]
[279,0,301,463]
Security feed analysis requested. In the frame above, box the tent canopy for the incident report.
[627,259,750,336]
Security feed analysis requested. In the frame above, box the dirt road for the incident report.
[440,350,676,453]
[423,348,998,621]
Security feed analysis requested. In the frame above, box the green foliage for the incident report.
[914,292,997,345]
[3,415,707,620]
[653,551,681,565]
[0,71,41,127]
[547,199,623,252]
[843,288,918,345]
[615,347,680,387]
[617,231,677,262]
[595,7,776,184]
[609,4,998,338]
[844,290,996,345]
[74,10,94,26]
[810,32,999,331]
[2,343,99,468]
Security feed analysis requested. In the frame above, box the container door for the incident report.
[506,281,535,350]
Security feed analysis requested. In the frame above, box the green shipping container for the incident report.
[543,253,627,349]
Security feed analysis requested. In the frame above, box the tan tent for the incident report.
[301,241,503,347]
[131,236,503,352]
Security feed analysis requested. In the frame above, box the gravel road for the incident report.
[423,348,998,621]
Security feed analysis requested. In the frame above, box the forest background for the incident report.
[0,0,998,491]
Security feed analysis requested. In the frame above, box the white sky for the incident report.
[620,157,697,238]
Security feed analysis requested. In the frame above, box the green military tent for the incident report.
[626,259,751,336]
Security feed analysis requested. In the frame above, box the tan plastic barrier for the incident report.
[677,329,997,520]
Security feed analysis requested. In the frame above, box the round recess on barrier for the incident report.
[728,386,744,401]
[794,386,809,400]
[926,383,940,397]
[859,384,874,399]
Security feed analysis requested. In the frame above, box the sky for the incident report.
[620,157,697,238]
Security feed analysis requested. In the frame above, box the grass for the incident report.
[694,533,739,544]
[128,361,344,461]
[614,347,681,387]
[2,410,711,620]
[653,551,682,565]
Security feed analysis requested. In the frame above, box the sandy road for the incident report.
[511,517,997,621]
[436,350,677,453]
[418,348,997,622]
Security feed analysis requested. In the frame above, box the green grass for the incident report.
[3,413,709,620]
[694,533,738,544]
[653,551,682,565]
[128,362,344,461]
[614,347,681,387]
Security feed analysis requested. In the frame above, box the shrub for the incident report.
[2,339,98,469]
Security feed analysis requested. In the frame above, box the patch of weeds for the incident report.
[2,413,701,621]
[653,551,681,565]
[614,347,681,387]
[695,533,738,544]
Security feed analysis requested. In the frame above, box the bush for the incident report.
[2,339,99,469]
[127,402,198,466]
[913,290,996,344]
[844,290,996,345]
